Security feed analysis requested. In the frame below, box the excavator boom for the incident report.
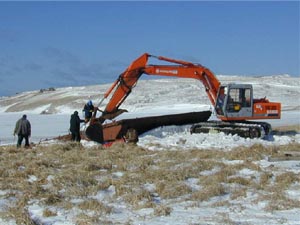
[100,53,220,120]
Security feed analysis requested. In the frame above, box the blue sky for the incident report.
[0,1,299,96]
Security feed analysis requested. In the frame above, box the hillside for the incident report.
[0,75,300,224]
[1,75,299,114]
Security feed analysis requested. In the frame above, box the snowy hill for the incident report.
[0,75,299,114]
[0,75,299,147]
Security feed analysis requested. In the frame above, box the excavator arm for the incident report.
[98,53,148,120]
[98,53,220,122]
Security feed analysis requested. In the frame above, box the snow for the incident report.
[28,175,38,183]
[1,75,299,147]
[138,126,300,151]
[92,185,116,201]
[0,75,300,224]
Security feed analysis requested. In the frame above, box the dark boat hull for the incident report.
[86,110,212,144]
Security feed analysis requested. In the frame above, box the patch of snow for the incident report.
[28,204,76,225]
[112,172,124,178]
[28,175,38,183]
[92,185,116,201]
[285,183,300,199]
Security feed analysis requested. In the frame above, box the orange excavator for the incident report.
[86,53,281,144]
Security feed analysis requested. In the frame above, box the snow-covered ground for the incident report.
[0,75,300,225]
[1,75,299,148]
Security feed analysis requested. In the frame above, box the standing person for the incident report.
[14,114,31,148]
[70,111,85,142]
[83,100,95,122]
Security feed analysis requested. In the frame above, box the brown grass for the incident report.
[75,213,102,225]
[254,170,300,212]
[0,141,300,223]
[78,199,112,214]
[43,208,57,217]
[275,172,300,189]
[192,184,226,202]
[263,192,300,212]
[257,171,273,190]
[154,205,172,216]
[230,188,247,200]
[226,143,274,161]
[272,124,300,136]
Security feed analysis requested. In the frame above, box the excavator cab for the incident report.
[215,84,253,119]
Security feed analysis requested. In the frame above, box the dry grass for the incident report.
[43,208,57,217]
[154,205,172,216]
[253,169,300,212]
[75,213,102,225]
[257,171,273,190]
[192,184,226,202]
[226,143,274,161]
[275,172,300,189]
[215,212,237,225]
[272,124,300,136]
[78,199,112,214]
[0,140,300,223]
[230,188,247,200]
[262,191,300,212]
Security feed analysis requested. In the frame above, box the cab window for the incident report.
[227,88,251,112]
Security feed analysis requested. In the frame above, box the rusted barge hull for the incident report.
[86,110,212,144]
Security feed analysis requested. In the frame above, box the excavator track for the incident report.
[190,121,271,139]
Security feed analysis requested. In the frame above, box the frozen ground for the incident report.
[0,75,300,225]
[0,75,299,148]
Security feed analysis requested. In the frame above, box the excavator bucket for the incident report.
[85,123,104,143]
[85,110,212,144]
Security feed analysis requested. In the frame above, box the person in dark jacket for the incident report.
[83,100,95,122]
[14,114,31,148]
[70,111,85,142]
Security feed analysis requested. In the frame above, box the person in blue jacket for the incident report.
[83,100,95,122]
